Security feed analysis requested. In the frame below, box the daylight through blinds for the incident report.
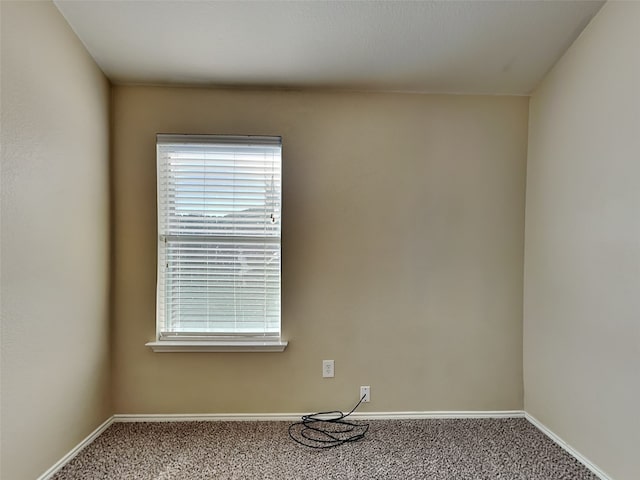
[156,135,282,337]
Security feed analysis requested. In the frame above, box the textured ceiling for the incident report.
[53,0,604,95]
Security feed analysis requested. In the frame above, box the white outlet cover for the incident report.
[360,386,370,402]
[322,360,334,378]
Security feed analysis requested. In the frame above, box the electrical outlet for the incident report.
[322,360,335,378]
[360,385,370,402]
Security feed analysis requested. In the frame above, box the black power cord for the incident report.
[288,395,370,449]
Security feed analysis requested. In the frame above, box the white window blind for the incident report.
[156,134,282,341]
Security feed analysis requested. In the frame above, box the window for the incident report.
[147,134,286,352]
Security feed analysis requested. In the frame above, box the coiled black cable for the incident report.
[288,395,370,449]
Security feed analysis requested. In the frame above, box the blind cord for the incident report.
[288,395,370,449]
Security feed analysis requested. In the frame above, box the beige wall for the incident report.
[112,86,528,414]
[0,2,111,479]
[524,2,640,479]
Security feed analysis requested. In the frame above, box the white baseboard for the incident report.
[36,415,115,480]
[525,413,612,480]
[114,410,525,422]
[352,410,525,420]
[115,412,302,422]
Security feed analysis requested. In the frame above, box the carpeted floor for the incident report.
[52,418,598,479]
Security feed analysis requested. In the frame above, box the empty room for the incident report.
[1,0,638,479]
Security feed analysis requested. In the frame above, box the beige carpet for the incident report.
[52,418,598,479]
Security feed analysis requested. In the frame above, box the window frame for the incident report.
[147,134,287,353]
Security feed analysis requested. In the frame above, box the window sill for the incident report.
[145,339,288,353]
